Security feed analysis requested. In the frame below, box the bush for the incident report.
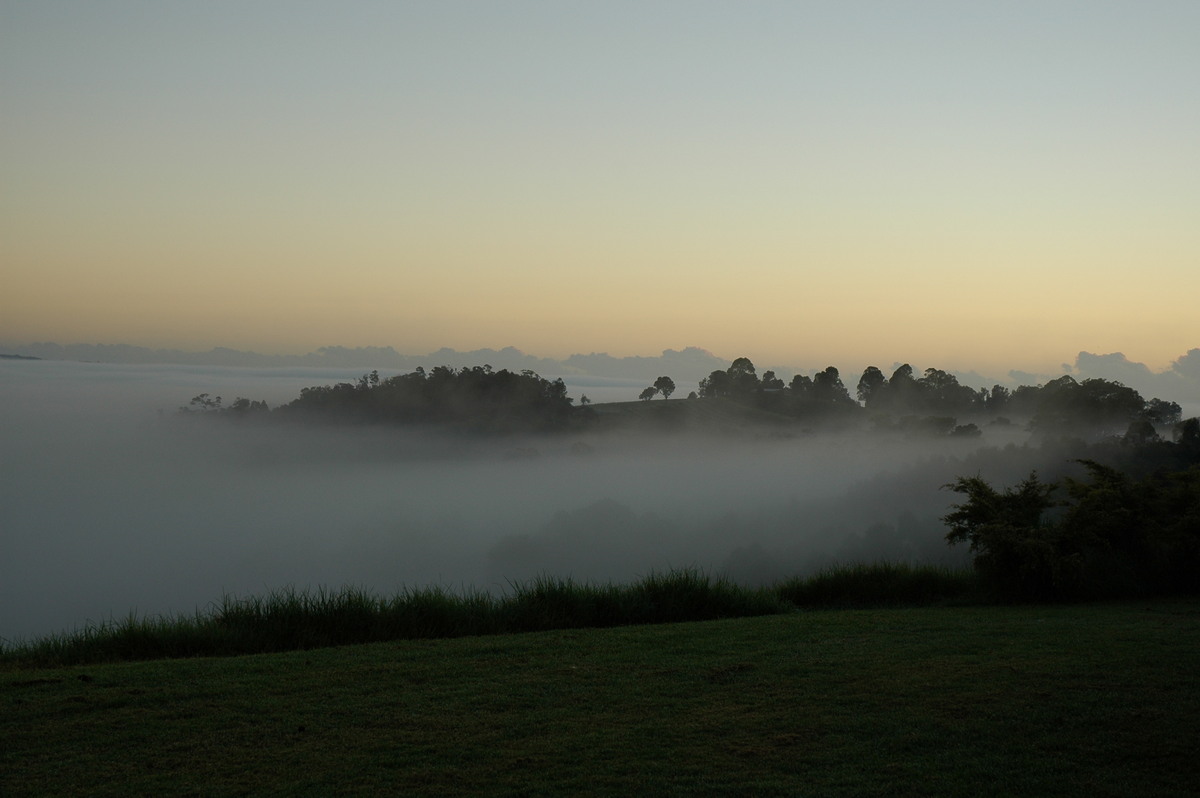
[776,562,980,608]
[943,462,1200,600]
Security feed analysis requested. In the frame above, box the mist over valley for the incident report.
[2,354,1194,642]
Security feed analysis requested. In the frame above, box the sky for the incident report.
[3,1,1198,374]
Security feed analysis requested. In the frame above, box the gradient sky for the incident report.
[3,1,1197,373]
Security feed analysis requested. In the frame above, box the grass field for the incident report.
[4,600,1198,796]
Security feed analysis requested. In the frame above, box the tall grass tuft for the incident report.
[383,585,500,639]
[628,568,791,623]
[498,569,787,631]
[1,564,979,669]
[503,576,620,631]
[213,586,391,652]
[2,610,222,668]
[776,562,981,608]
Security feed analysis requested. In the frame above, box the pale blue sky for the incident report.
[3,1,1197,371]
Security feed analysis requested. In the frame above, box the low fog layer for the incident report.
[1,360,1072,642]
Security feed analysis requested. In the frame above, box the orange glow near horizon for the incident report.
[2,4,1197,376]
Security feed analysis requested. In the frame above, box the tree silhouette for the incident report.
[727,357,759,394]
[811,366,853,405]
[653,376,676,400]
[187,393,222,412]
[789,374,813,397]
[856,366,886,406]
[698,369,731,398]
[275,366,575,429]
[986,384,1011,413]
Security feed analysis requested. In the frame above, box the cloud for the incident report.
[1074,351,1157,384]
[1071,351,1198,412]
[1171,349,1200,381]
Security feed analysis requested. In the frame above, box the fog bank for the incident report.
[1,360,1051,642]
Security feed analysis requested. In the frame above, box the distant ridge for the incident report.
[0,342,728,384]
[2,342,1198,410]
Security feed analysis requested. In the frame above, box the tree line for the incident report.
[690,357,1184,439]
[180,355,1189,440]
[944,453,1200,601]
[180,365,575,432]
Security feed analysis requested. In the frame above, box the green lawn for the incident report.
[4,601,1198,796]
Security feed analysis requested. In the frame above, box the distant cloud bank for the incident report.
[1071,350,1200,410]
[0,342,729,389]
[3,341,1199,412]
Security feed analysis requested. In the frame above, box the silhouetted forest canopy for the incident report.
[182,365,574,431]
[945,458,1200,601]
[179,356,1191,442]
[688,357,1189,443]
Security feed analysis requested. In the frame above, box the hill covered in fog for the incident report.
[4,355,1199,642]
[180,355,1191,447]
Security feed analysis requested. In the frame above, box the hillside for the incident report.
[582,396,818,435]
[4,601,1197,796]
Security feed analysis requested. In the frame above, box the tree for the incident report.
[228,397,269,415]
[653,376,676,400]
[1143,398,1182,428]
[1178,417,1200,449]
[918,368,981,416]
[639,386,658,401]
[1057,461,1200,597]
[943,472,1063,599]
[698,369,731,398]
[187,393,222,412]
[856,366,886,406]
[1124,419,1159,445]
[276,364,575,429]
[880,364,919,412]
[788,374,813,397]
[986,384,1011,414]
[946,462,1200,600]
[1077,378,1144,428]
[1025,376,1147,435]
[727,357,759,395]
[580,395,591,406]
[760,370,785,390]
[811,366,853,405]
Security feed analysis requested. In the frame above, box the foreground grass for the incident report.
[1,565,979,668]
[3,600,1197,796]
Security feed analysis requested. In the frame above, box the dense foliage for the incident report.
[182,355,1188,441]
[694,356,1185,439]
[944,460,1200,600]
[182,365,575,431]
